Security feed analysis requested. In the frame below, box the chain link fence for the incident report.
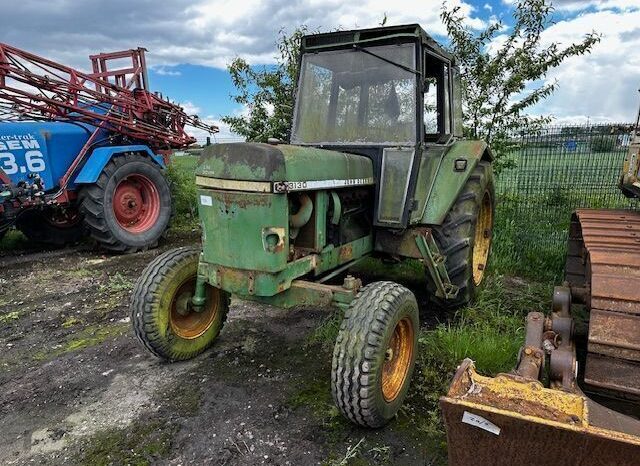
[492,123,638,280]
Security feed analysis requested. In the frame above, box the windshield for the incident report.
[291,44,417,145]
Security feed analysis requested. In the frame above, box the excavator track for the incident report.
[565,209,640,398]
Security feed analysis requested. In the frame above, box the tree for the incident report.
[441,0,600,163]
[222,28,307,142]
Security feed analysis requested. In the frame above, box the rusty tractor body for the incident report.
[442,120,640,463]
[131,24,496,427]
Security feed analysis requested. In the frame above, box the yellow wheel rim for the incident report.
[381,317,414,402]
[169,278,219,340]
[473,191,493,286]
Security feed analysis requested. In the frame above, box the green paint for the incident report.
[243,280,357,309]
[277,145,372,182]
[200,254,315,297]
[410,146,446,224]
[315,191,328,250]
[415,233,458,299]
[420,140,490,225]
[197,143,373,183]
[198,189,288,272]
[314,235,373,275]
[199,235,372,299]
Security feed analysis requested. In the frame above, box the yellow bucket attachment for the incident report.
[441,359,640,466]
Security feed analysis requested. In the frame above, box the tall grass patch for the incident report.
[403,274,552,455]
[166,155,199,229]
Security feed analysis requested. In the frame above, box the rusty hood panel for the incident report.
[196,143,373,184]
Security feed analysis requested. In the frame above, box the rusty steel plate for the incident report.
[442,360,640,466]
[567,210,640,398]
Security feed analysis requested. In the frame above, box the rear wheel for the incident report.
[426,161,494,310]
[130,247,229,361]
[16,208,84,246]
[331,281,419,427]
[79,153,171,253]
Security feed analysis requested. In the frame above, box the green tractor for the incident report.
[131,24,495,427]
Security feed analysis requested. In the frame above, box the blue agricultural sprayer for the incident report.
[0,44,216,251]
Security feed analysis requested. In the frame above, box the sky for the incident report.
[1,0,639,142]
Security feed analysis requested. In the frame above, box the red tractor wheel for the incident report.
[112,174,161,234]
[79,153,171,253]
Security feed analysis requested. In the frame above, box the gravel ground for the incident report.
[0,232,443,466]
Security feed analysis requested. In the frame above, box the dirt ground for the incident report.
[0,232,444,466]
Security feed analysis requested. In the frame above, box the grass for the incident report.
[400,273,552,457]
[78,420,176,466]
[491,146,637,280]
[33,323,128,361]
[100,272,134,293]
[0,229,28,251]
[0,310,21,323]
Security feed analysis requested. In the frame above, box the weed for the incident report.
[367,444,391,463]
[65,268,95,279]
[287,376,344,432]
[0,229,29,251]
[351,258,424,285]
[0,310,20,323]
[62,317,82,328]
[331,437,365,466]
[100,272,133,293]
[306,308,344,351]
[33,323,128,361]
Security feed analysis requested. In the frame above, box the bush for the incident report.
[166,156,199,228]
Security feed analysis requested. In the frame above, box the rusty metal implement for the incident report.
[441,359,640,466]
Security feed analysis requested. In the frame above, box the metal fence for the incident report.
[493,123,638,279]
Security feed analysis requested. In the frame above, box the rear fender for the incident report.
[418,140,492,226]
[73,145,164,184]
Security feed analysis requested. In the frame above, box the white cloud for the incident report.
[153,66,182,76]
[502,0,640,11]
[180,101,202,116]
[0,0,485,70]
[551,0,640,11]
[186,117,243,144]
[526,9,640,122]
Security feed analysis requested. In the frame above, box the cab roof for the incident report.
[300,24,454,63]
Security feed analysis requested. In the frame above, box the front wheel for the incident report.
[79,153,172,253]
[130,247,229,361]
[331,281,419,428]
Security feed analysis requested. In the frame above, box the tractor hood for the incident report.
[196,143,373,192]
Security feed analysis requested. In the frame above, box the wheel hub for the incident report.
[112,174,161,233]
[169,279,219,340]
[381,317,414,402]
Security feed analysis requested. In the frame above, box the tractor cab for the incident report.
[291,24,463,227]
